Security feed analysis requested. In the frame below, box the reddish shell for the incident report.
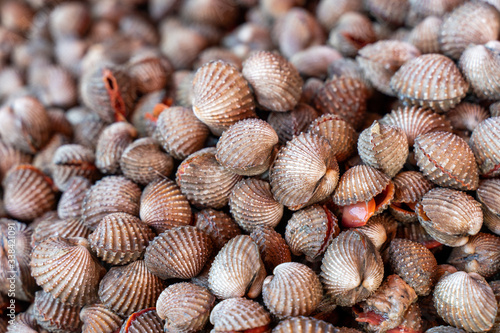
[0,140,32,181]
[407,16,443,54]
[210,297,271,333]
[328,12,377,57]
[477,178,500,235]
[80,303,123,333]
[250,226,292,273]
[119,308,164,333]
[31,216,91,248]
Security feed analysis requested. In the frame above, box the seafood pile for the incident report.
[1,0,500,332]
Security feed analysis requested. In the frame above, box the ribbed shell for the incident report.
[216,118,278,176]
[263,262,323,317]
[290,46,342,79]
[80,303,123,333]
[30,236,106,306]
[448,233,500,278]
[57,176,91,220]
[308,114,358,162]
[208,235,266,299]
[194,47,243,71]
[433,271,497,332]
[0,140,32,181]
[176,147,243,209]
[140,178,193,233]
[439,1,500,60]
[194,208,241,251]
[313,76,368,130]
[120,137,174,185]
[328,12,377,57]
[409,0,466,17]
[285,205,339,260]
[356,216,389,251]
[242,51,303,112]
[119,308,164,333]
[272,316,340,333]
[320,230,384,306]
[416,187,483,247]
[446,102,490,133]
[156,282,215,333]
[229,178,283,232]
[414,131,479,190]
[52,144,98,191]
[316,0,363,30]
[250,226,292,273]
[270,133,339,211]
[144,226,212,280]
[98,260,165,317]
[33,133,69,177]
[388,238,438,296]
[31,217,91,248]
[407,16,443,54]
[95,122,138,174]
[357,41,421,96]
[267,103,319,144]
[210,297,271,332]
[131,90,167,137]
[34,290,83,333]
[390,54,468,112]
[3,165,57,221]
[425,326,467,333]
[82,176,141,230]
[5,312,39,333]
[192,60,256,136]
[477,179,500,235]
[155,105,210,160]
[89,213,155,265]
[127,51,172,94]
[469,117,500,177]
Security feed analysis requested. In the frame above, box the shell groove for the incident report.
[272,316,341,333]
[407,16,443,54]
[267,103,319,144]
[119,308,164,333]
[57,176,91,220]
[52,144,98,192]
[80,303,123,333]
[477,178,500,235]
[446,102,490,133]
[34,290,83,333]
[250,226,292,273]
[95,122,138,174]
[469,117,500,177]
[328,12,377,57]
[210,297,271,332]
[194,208,241,251]
[31,217,91,248]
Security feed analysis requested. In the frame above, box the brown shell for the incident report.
[272,316,341,333]
[285,204,339,260]
[447,232,500,278]
[416,187,483,247]
[194,208,241,251]
[82,176,141,230]
[144,226,212,280]
[388,238,438,296]
[210,297,271,332]
[328,12,377,57]
[127,49,172,94]
[270,133,339,211]
[250,226,292,273]
[414,131,479,190]
[34,290,83,333]
[119,308,164,333]
[263,262,323,317]
[290,46,342,79]
[320,230,384,306]
[425,326,467,333]
[446,102,490,134]
[155,105,210,160]
[4,312,40,333]
[390,54,469,112]
[194,47,243,71]
[357,41,421,96]
[0,140,32,181]
[242,51,302,112]
[32,217,91,248]
[267,103,319,144]
[327,58,373,97]
[192,60,256,136]
[3,165,57,221]
[439,1,500,60]
[477,178,500,235]
[80,303,123,333]
[140,178,193,233]
[89,212,155,265]
[120,137,174,185]
[308,114,358,162]
[156,282,215,332]
[31,236,106,306]
[365,0,410,26]
[67,107,106,150]
[33,133,69,177]
[95,122,138,174]
[130,90,168,137]
[469,117,500,177]
[173,70,195,108]
[355,215,391,251]
[98,260,165,317]
[57,176,91,220]
[407,16,443,54]
[52,144,99,191]
[208,235,266,299]
[216,118,279,176]
[315,0,363,30]
[409,0,466,17]
[176,147,243,209]
[433,271,497,332]
[30,64,77,109]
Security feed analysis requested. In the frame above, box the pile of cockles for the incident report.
[1,0,500,332]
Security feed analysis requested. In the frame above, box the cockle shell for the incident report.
[407,16,443,54]
[34,290,83,333]
[229,178,283,232]
[216,118,279,176]
[98,260,165,317]
[366,0,410,26]
[0,140,32,181]
[52,144,98,191]
[315,0,363,30]
[119,308,164,333]
[262,262,323,317]
[409,0,466,17]
[477,179,500,235]
[390,54,469,112]
[131,90,169,137]
[446,102,490,134]
[273,316,350,333]
[3,165,57,221]
[127,49,172,94]
[250,226,292,272]
[30,64,77,108]
[328,58,373,96]
[144,226,213,280]
[328,12,377,57]
[194,47,243,71]
[469,117,500,177]
[433,271,497,332]
[192,60,256,135]
[194,208,242,251]
[267,103,319,144]
[33,133,69,176]
[270,132,339,211]
[5,312,40,333]
[31,217,91,248]
[208,235,266,299]
[290,46,342,79]
[397,221,443,251]
[414,131,479,190]
[80,303,123,333]
[67,107,106,150]
[95,122,138,174]
[119,14,159,45]
[425,326,467,333]
[156,282,215,333]
[416,187,483,247]
[57,176,91,220]
[30,236,106,306]
[210,297,271,333]
[320,230,384,306]
[49,1,89,39]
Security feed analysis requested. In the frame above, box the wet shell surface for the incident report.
[469,117,500,178]
[57,176,91,220]
[355,215,391,251]
[390,54,469,112]
[267,103,319,144]
[192,60,256,136]
[34,290,83,333]
[477,178,500,235]
[80,303,124,333]
[144,226,213,280]
[414,131,479,190]
[433,271,497,332]
[320,230,384,306]
[416,187,483,247]
[119,308,164,333]
[194,208,241,251]
[52,144,98,191]
[210,297,271,333]
[250,226,292,273]
[270,132,339,211]
[95,122,138,175]
[262,262,323,317]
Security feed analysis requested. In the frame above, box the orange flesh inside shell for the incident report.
[355,309,422,333]
[390,201,417,214]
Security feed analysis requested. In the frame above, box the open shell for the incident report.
[469,117,500,178]
[477,178,500,235]
[250,226,292,273]
[80,303,123,333]
[210,297,271,333]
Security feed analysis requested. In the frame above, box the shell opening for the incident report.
[374,182,395,211]
[390,201,417,214]
[102,69,127,122]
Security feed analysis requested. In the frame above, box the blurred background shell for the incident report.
[469,117,500,178]
[127,49,172,94]
[194,208,241,251]
[52,144,98,191]
[477,178,500,235]
[0,140,32,182]
[33,290,83,333]
[250,226,292,273]
[290,46,342,79]
[4,312,40,333]
[80,303,123,333]
[210,297,271,333]
[268,103,319,144]
[328,12,377,58]
[95,122,138,174]
[407,16,443,54]
[315,0,363,31]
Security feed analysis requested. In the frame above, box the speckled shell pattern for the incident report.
[31,216,91,248]
[80,303,124,333]
[33,290,83,333]
[210,297,271,333]
[469,117,500,178]
[119,308,164,333]
[272,316,341,333]
[407,16,443,54]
